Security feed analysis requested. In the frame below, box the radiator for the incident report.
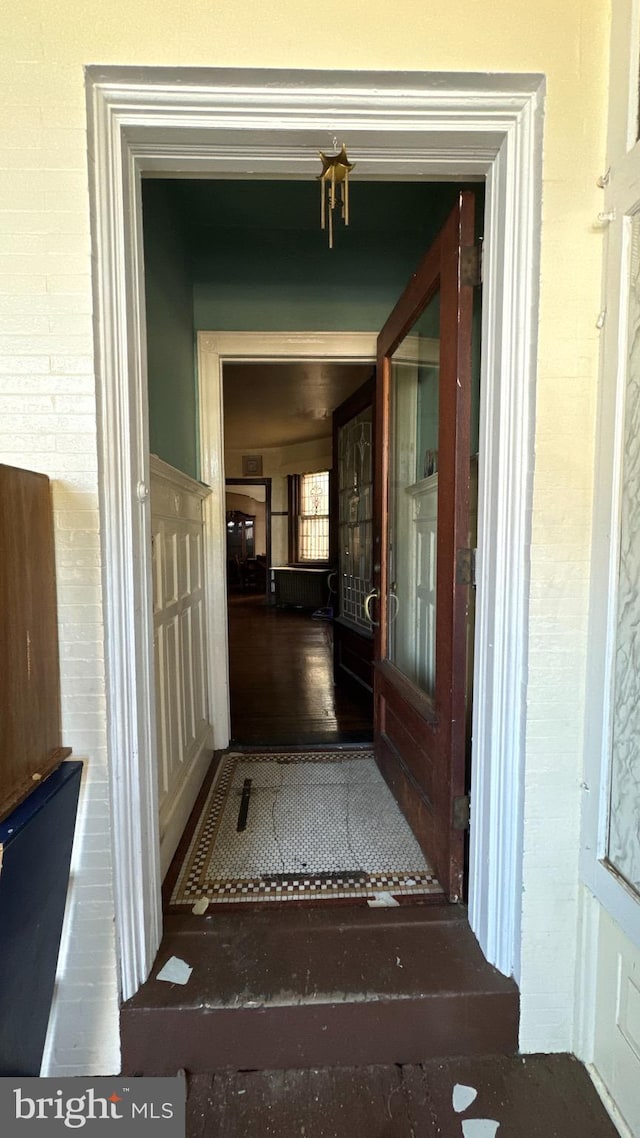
[271,567,330,609]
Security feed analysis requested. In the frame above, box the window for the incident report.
[289,471,330,562]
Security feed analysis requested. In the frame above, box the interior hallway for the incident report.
[228,593,372,746]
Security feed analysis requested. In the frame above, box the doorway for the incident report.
[187,190,478,909]
[88,67,542,1000]
[225,477,271,598]
[221,358,374,746]
[200,334,381,752]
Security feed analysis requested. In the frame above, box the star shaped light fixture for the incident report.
[317,142,355,249]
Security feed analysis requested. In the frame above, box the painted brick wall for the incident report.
[521,368,597,1048]
[0,0,610,1074]
[0,63,119,1073]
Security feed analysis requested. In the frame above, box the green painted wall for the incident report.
[188,181,476,332]
[143,180,485,479]
[142,181,197,479]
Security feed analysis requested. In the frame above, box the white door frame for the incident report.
[86,67,544,1002]
[199,331,379,751]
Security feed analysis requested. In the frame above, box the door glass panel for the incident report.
[387,290,440,694]
[607,210,640,895]
[337,405,373,631]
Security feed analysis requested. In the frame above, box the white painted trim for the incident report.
[149,453,212,500]
[198,331,378,748]
[584,6,640,958]
[468,101,543,983]
[197,335,231,751]
[588,1065,636,1138]
[581,196,640,947]
[86,67,544,999]
[573,884,601,1063]
[158,736,213,879]
[87,80,162,1002]
[201,331,377,360]
[605,0,640,161]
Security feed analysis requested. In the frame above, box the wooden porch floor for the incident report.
[185,1054,619,1137]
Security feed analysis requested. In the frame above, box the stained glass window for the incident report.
[337,407,373,630]
[298,471,329,561]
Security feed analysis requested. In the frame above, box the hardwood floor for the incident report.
[228,593,372,746]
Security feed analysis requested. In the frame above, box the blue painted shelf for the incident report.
[0,760,82,1076]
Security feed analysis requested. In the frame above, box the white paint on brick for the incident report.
[0,49,118,1058]
[0,356,51,372]
[0,0,613,1080]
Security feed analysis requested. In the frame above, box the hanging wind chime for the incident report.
[317,142,355,249]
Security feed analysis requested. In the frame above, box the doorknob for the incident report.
[364,587,379,626]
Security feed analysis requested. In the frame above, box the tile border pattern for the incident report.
[170,751,443,907]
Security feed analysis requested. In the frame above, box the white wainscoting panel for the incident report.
[150,456,213,877]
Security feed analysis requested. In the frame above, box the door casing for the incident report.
[200,332,378,751]
[86,67,544,1002]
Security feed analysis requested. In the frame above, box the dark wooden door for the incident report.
[0,465,71,822]
[372,192,476,901]
[331,373,375,705]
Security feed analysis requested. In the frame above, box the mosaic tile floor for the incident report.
[170,751,443,907]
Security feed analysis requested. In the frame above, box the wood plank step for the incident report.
[121,906,519,1074]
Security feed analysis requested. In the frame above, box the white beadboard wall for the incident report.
[150,456,213,878]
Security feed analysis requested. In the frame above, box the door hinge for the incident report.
[460,242,482,287]
[456,547,476,588]
[453,794,470,830]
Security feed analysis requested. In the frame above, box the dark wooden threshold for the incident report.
[121,904,518,1075]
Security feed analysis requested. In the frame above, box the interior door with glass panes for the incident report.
[331,373,375,704]
[372,192,476,901]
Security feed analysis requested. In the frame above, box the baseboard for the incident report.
[159,727,214,879]
[588,1064,633,1138]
